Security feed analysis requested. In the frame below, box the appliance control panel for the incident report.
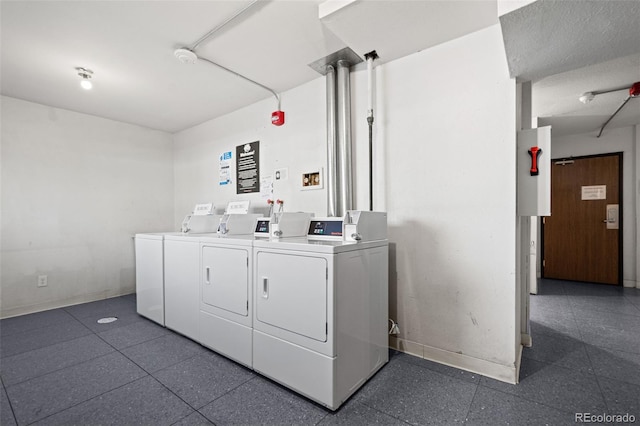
[307,218,344,241]
[254,218,271,238]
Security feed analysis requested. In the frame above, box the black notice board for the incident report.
[236,141,260,194]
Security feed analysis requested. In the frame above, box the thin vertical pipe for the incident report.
[337,60,353,215]
[368,120,373,211]
[364,51,378,212]
[326,65,338,217]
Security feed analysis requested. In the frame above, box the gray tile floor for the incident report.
[1,279,639,425]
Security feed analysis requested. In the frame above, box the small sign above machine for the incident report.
[193,203,214,215]
[226,200,251,214]
[181,203,221,233]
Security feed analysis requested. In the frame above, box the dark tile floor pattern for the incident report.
[1,279,638,425]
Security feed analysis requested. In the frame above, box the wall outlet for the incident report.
[37,275,48,287]
[275,168,288,181]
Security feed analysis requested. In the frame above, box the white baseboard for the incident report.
[0,290,135,319]
[389,336,519,384]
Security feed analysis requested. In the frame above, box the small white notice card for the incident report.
[581,185,606,200]
[193,203,214,215]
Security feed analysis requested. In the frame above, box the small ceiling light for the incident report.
[578,92,595,104]
[76,67,93,90]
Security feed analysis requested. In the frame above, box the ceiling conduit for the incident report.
[188,0,260,51]
[174,0,282,117]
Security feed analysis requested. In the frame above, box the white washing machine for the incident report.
[163,232,214,341]
[135,232,171,325]
[135,213,221,329]
[252,212,389,410]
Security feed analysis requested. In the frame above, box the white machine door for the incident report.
[202,246,249,316]
[256,251,327,342]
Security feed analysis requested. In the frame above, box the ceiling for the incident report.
[500,0,640,137]
[1,0,639,137]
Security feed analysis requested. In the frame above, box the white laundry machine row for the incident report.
[139,210,389,411]
[251,212,389,410]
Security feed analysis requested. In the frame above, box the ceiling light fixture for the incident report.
[578,92,595,104]
[76,67,93,90]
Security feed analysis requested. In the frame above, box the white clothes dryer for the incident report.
[198,234,255,367]
[252,220,389,410]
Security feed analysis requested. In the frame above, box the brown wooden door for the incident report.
[543,153,621,285]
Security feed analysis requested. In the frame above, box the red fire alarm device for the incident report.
[271,110,285,126]
[528,146,542,176]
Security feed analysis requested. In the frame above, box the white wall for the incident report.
[173,24,519,382]
[365,25,518,381]
[173,78,328,222]
[1,96,174,318]
[552,125,638,288]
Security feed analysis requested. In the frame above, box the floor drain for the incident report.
[97,317,118,324]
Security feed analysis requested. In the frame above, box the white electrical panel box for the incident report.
[517,126,551,217]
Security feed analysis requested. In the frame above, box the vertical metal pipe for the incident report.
[326,65,338,217]
[365,51,378,212]
[337,60,353,215]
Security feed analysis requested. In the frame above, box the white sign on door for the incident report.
[581,185,606,200]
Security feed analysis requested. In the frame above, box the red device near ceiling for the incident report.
[587,81,640,137]
[271,110,285,126]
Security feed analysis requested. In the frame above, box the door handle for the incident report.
[205,267,210,285]
[604,204,619,229]
[262,277,269,299]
